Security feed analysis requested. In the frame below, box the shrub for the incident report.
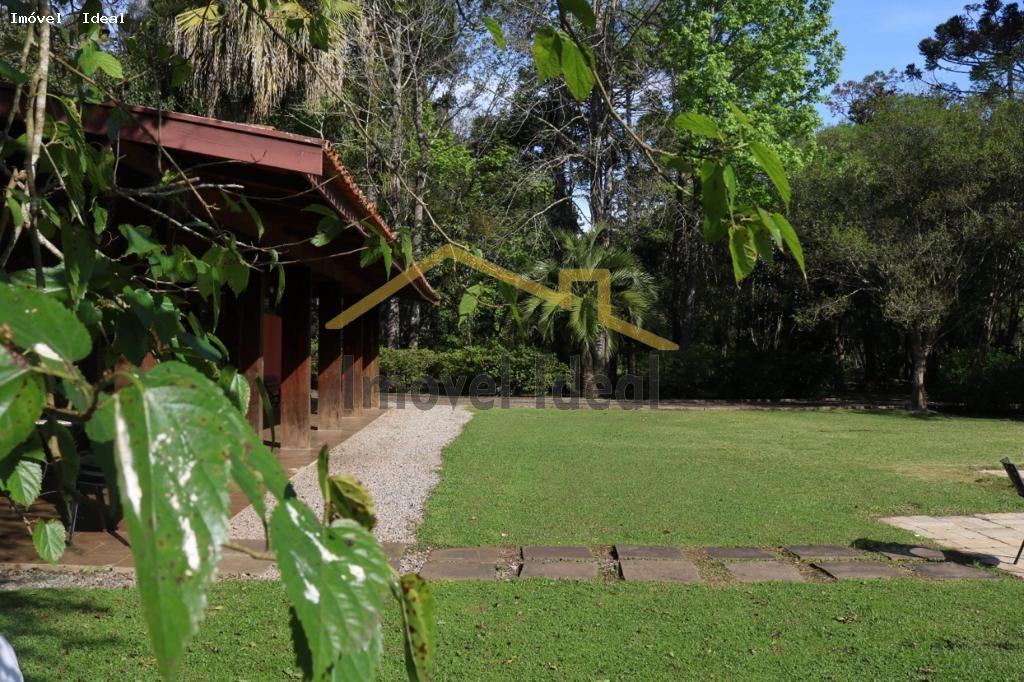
[379,345,570,395]
[933,349,1024,411]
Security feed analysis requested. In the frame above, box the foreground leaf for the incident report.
[271,499,392,679]
[532,27,562,82]
[749,141,791,207]
[0,282,91,361]
[483,17,505,51]
[110,366,236,678]
[728,227,758,282]
[0,438,45,505]
[675,112,722,139]
[0,347,45,460]
[395,574,437,682]
[323,473,377,530]
[32,519,66,564]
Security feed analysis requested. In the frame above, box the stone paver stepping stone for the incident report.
[521,545,592,562]
[705,547,775,560]
[519,560,597,580]
[787,545,864,560]
[615,545,684,560]
[875,545,945,562]
[382,543,407,570]
[430,547,502,562]
[620,558,701,583]
[910,562,997,580]
[420,560,496,581]
[725,561,804,583]
[813,561,904,580]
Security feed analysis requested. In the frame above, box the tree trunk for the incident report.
[909,330,932,411]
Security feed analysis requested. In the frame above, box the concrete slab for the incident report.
[910,562,998,580]
[873,544,945,562]
[787,545,864,560]
[614,545,684,560]
[724,561,804,583]
[521,545,593,562]
[519,561,598,580]
[619,558,701,583]
[382,542,407,570]
[705,547,775,560]
[813,561,904,580]
[429,547,502,562]
[419,560,496,580]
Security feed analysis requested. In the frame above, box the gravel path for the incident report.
[230,405,473,544]
[0,566,134,591]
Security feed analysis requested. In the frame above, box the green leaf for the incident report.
[458,284,481,318]
[322,473,377,530]
[0,59,29,85]
[751,227,775,264]
[79,46,124,80]
[0,282,92,362]
[271,500,393,679]
[674,112,722,139]
[728,226,758,283]
[32,519,66,564]
[727,102,753,128]
[559,38,595,101]
[92,204,109,235]
[395,574,436,682]
[699,161,729,243]
[0,347,45,461]
[400,230,414,268]
[219,367,251,416]
[110,364,236,678]
[756,207,783,245]
[239,196,266,240]
[6,196,23,228]
[560,0,596,29]
[170,55,193,88]
[482,17,506,51]
[62,224,97,304]
[120,224,162,257]
[0,439,45,506]
[379,235,392,277]
[771,212,805,277]
[749,141,791,207]
[532,26,562,82]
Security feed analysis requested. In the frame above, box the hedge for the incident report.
[379,346,571,396]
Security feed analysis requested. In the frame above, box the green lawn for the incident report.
[419,408,1024,547]
[6,408,1024,680]
[5,579,1024,680]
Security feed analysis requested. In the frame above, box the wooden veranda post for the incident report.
[342,315,364,414]
[317,281,345,430]
[279,266,312,448]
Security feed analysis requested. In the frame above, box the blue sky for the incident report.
[821,0,970,120]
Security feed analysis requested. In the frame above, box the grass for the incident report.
[5,579,1024,680]
[5,408,1024,680]
[418,408,1024,547]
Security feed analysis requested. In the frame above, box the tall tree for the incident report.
[906,0,1024,98]
[794,95,1024,409]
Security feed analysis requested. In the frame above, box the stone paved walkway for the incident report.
[413,542,1008,583]
[881,513,1024,578]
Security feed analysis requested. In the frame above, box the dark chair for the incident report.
[67,454,109,545]
[1000,457,1024,564]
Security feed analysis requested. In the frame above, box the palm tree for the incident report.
[523,227,656,397]
[172,0,359,121]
